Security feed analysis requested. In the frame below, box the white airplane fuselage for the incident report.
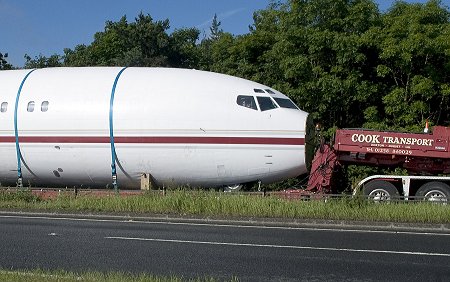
[0,67,309,189]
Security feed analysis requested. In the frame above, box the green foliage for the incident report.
[363,0,450,129]
[0,52,12,70]
[0,269,225,282]
[0,190,41,203]
[0,190,449,223]
[203,0,383,131]
[24,54,63,68]
[10,1,449,130]
[168,27,201,68]
[198,0,449,131]
[210,13,223,41]
[63,13,200,68]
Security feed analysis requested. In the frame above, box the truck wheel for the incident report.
[416,182,449,203]
[362,180,399,202]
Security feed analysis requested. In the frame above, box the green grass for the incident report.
[0,189,449,224]
[0,269,232,282]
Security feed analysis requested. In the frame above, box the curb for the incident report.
[1,210,449,233]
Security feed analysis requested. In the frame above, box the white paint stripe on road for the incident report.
[105,236,450,257]
[0,214,449,236]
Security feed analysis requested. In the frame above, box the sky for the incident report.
[0,0,447,67]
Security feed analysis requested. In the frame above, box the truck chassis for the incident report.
[307,126,450,202]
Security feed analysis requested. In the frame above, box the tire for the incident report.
[362,180,400,202]
[416,182,450,203]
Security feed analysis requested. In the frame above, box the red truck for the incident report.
[306,126,450,202]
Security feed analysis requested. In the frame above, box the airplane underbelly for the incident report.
[0,142,305,188]
[116,143,306,188]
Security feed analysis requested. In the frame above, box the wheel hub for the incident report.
[368,188,391,201]
[424,190,448,203]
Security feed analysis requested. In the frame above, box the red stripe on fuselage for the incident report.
[0,136,305,145]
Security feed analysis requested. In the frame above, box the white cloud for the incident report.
[196,7,246,30]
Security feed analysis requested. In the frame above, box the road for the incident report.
[0,213,449,281]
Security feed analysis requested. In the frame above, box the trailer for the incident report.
[306,126,450,202]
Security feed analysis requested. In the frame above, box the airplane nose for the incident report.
[304,114,317,172]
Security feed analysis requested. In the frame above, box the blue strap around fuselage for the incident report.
[109,67,127,187]
[14,69,36,180]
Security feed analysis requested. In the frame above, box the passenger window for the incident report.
[257,96,278,111]
[27,101,35,112]
[274,98,299,109]
[41,101,49,112]
[0,102,7,113]
[236,95,257,110]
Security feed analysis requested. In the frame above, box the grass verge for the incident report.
[0,189,449,224]
[0,269,231,282]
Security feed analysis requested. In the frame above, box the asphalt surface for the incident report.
[0,213,449,281]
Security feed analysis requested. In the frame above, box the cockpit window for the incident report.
[257,96,278,111]
[274,98,299,109]
[237,95,257,110]
[265,89,276,94]
[253,88,265,93]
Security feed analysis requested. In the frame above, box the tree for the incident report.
[0,52,12,70]
[198,14,228,71]
[18,1,450,131]
[64,13,200,68]
[210,14,223,40]
[24,54,63,68]
[63,44,95,67]
[217,0,381,135]
[199,4,282,78]
[364,0,450,130]
[168,27,200,68]
[202,0,449,132]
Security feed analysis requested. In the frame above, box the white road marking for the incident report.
[105,236,450,257]
[0,214,449,236]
